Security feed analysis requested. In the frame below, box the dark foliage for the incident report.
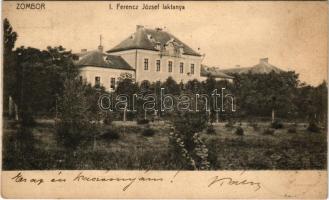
[250,122,259,131]
[206,125,216,135]
[137,118,149,125]
[142,128,156,137]
[271,120,284,129]
[287,127,297,133]
[100,128,120,140]
[263,128,275,135]
[103,114,113,125]
[235,127,244,135]
[307,122,320,133]
[225,120,235,128]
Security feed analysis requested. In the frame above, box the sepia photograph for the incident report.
[1,1,328,198]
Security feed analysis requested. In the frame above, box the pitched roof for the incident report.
[74,50,134,70]
[201,65,234,79]
[220,58,284,75]
[107,26,201,56]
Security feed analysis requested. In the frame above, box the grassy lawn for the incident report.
[2,120,327,170]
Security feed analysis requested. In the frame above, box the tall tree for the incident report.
[3,18,18,119]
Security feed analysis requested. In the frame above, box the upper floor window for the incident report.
[110,78,116,90]
[168,61,173,72]
[190,64,195,75]
[144,58,149,70]
[180,62,184,74]
[156,60,161,72]
[95,76,101,87]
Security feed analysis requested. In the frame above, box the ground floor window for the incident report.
[110,77,116,89]
[95,76,101,87]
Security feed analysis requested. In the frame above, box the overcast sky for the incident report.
[3,1,328,85]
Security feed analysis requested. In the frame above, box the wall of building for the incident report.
[108,50,137,70]
[110,49,203,83]
[199,76,233,83]
[80,66,135,91]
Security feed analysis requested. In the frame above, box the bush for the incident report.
[225,121,235,128]
[287,127,297,133]
[56,121,93,149]
[137,118,149,125]
[271,120,284,129]
[249,122,259,131]
[142,128,156,137]
[100,128,120,140]
[263,128,274,135]
[103,114,113,125]
[235,127,244,136]
[206,125,216,135]
[307,122,320,133]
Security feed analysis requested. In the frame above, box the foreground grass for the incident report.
[2,120,327,170]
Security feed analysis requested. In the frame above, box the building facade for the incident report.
[75,25,233,91]
[74,49,135,91]
[107,25,203,83]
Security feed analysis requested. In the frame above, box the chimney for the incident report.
[260,58,269,64]
[98,35,103,52]
[155,27,162,31]
[81,49,87,53]
[136,25,144,31]
[98,45,103,52]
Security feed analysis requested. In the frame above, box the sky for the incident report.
[3,1,328,85]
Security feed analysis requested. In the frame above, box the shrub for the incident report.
[235,127,244,136]
[205,138,220,169]
[249,122,259,131]
[206,125,216,135]
[225,121,235,128]
[100,128,120,140]
[137,118,149,125]
[307,122,320,133]
[56,121,92,149]
[271,120,284,129]
[103,114,113,125]
[263,128,274,135]
[287,127,297,133]
[142,128,156,137]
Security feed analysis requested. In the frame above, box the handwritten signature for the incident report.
[73,172,163,191]
[208,176,261,191]
[11,171,164,191]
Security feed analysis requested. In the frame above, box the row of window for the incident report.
[94,76,116,89]
[144,59,195,75]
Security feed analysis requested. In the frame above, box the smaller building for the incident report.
[74,47,135,91]
[200,64,234,82]
[220,58,284,75]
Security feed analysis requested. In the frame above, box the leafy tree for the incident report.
[115,77,139,120]
[161,76,181,95]
[3,18,18,119]
[11,46,78,125]
[56,79,96,150]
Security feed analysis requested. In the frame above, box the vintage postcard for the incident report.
[1,1,328,199]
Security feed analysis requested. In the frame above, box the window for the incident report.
[156,60,161,72]
[79,76,83,82]
[110,78,116,89]
[144,58,149,70]
[180,62,184,74]
[95,76,101,87]
[168,61,173,72]
[190,64,195,75]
